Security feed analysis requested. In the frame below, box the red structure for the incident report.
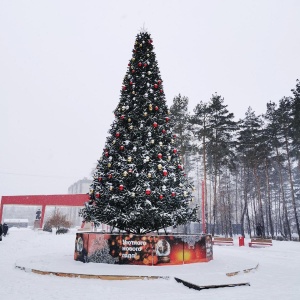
[0,194,89,228]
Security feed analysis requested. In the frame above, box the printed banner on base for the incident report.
[74,233,213,265]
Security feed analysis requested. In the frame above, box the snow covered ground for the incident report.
[0,228,299,300]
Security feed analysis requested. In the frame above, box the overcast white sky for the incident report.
[1,0,299,197]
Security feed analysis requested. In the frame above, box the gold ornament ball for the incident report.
[158,164,162,170]
[108,163,111,168]
[144,112,148,117]
[147,173,152,178]
[127,156,132,162]
[128,118,132,123]
[123,171,128,177]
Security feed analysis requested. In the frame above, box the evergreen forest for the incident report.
[171,79,300,240]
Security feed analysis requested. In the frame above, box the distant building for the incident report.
[68,177,92,194]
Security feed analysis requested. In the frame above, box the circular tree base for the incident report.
[74,232,213,265]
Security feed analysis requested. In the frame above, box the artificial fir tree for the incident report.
[80,31,198,234]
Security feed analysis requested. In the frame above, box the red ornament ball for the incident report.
[120,115,125,120]
[154,84,158,89]
[96,192,100,198]
[165,117,170,122]
[122,86,126,90]
[105,151,109,157]
[98,177,102,182]
[153,122,158,128]
[163,170,168,176]
[155,106,159,111]
[173,148,177,154]
[116,132,120,138]
[146,188,151,195]
[120,145,124,151]
[148,39,153,44]
[171,192,176,197]
[159,195,163,200]
[157,153,162,159]
[108,174,112,179]
[132,69,135,74]
[138,62,142,67]
[160,89,163,93]
[158,80,162,85]
[119,185,124,191]
[162,129,166,134]
[144,63,147,67]
[130,81,133,85]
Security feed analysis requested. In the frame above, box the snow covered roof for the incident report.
[4,219,29,223]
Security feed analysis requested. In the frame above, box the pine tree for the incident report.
[170,94,194,175]
[80,31,198,234]
[206,94,237,235]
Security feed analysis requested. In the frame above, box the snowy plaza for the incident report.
[1,227,300,300]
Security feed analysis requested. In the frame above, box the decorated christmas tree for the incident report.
[80,30,198,234]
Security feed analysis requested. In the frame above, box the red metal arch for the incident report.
[0,194,89,228]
